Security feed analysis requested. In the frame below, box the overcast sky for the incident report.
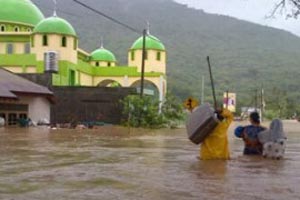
[174,0,300,36]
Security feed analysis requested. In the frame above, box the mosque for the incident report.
[0,0,167,125]
[0,0,167,98]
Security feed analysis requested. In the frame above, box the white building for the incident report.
[0,68,53,126]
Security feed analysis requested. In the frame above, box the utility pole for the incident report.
[260,85,264,122]
[254,88,258,111]
[140,29,147,98]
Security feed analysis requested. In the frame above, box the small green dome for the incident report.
[33,16,76,36]
[0,0,44,26]
[131,34,165,51]
[90,48,116,62]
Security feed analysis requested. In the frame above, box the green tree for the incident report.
[121,93,184,128]
[121,95,163,128]
[161,92,185,128]
[265,87,288,118]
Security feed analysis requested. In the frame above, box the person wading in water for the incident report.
[234,112,266,155]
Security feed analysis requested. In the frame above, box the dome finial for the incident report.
[100,36,104,48]
[53,0,57,17]
[146,20,150,35]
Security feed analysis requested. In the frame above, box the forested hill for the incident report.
[32,0,300,113]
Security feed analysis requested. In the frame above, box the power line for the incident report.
[36,0,183,54]
[72,0,164,44]
[73,0,141,35]
[35,0,186,73]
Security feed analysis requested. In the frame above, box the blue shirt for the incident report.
[235,125,266,155]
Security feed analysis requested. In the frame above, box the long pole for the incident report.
[140,29,147,98]
[206,56,217,110]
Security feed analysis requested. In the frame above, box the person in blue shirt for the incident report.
[235,112,266,155]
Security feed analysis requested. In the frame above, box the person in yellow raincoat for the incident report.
[200,108,233,160]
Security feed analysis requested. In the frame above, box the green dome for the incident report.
[0,0,44,26]
[90,48,116,62]
[131,34,165,51]
[33,16,76,36]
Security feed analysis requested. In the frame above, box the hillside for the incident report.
[32,0,300,114]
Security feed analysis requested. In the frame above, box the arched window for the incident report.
[14,26,19,32]
[156,52,161,61]
[131,50,135,61]
[96,62,99,67]
[7,43,13,54]
[42,35,48,46]
[27,28,31,32]
[24,43,30,54]
[73,38,77,50]
[0,25,6,32]
[108,62,111,67]
[31,36,35,47]
[144,50,148,60]
[61,36,67,47]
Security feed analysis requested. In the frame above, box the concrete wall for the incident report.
[128,49,166,74]
[19,96,51,123]
[19,73,52,87]
[51,86,136,124]
[0,96,51,125]
[31,34,77,64]
[20,73,139,125]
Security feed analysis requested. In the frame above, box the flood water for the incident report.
[0,121,300,200]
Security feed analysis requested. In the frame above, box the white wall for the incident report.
[19,96,51,124]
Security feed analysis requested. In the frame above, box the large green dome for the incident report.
[0,0,44,26]
[131,34,165,51]
[33,16,77,36]
[90,48,116,62]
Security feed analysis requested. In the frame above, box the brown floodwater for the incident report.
[0,121,300,200]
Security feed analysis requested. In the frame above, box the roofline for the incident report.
[0,20,36,27]
[129,48,166,51]
[12,91,53,97]
[0,96,18,100]
[78,48,90,56]
[32,32,78,38]
[0,32,31,36]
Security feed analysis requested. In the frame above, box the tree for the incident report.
[161,92,185,127]
[271,0,300,18]
[121,93,184,129]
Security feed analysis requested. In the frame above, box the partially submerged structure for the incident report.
[0,0,167,101]
[0,68,53,126]
[0,0,167,126]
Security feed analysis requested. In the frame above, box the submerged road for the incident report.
[0,121,299,200]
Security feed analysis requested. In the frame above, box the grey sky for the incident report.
[174,0,300,36]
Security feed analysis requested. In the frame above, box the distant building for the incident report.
[0,0,167,102]
[0,68,53,126]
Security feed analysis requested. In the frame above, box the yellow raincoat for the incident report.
[200,109,233,160]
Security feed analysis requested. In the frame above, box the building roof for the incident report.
[0,68,53,99]
[130,34,165,51]
[33,16,77,36]
[90,47,117,62]
[0,0,44,26]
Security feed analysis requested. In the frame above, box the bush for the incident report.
[121,93,184,128]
